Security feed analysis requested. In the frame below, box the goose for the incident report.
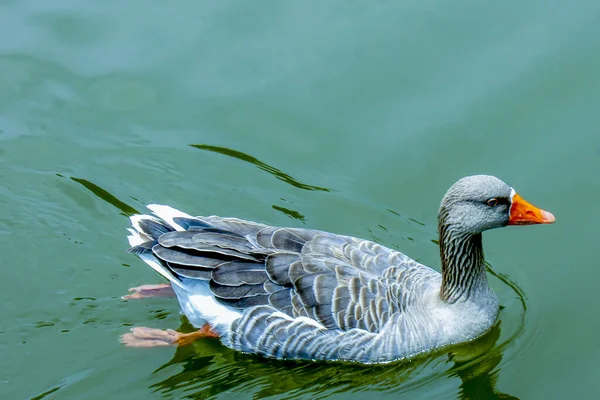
[121,175,554,363]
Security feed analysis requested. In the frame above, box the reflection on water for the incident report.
[190,144,332,192]
[146,319,519,399]
[272,204,306,223]
[67,176,139,216]
[30,385,63,400]
[449,323,520,400]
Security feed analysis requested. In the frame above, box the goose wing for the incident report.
[129,210,435,335]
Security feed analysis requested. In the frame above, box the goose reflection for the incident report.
[147,318,519,400]
[448,322,520,400]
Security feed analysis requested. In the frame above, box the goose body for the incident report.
[124,175,554,363]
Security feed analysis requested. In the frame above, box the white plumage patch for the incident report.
[508,187,516,219]
[174,280,242,333]
[126,228,145,247]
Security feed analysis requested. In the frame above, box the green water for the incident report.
[1,1,599,399]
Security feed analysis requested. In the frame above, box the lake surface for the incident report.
[1,1,599,399]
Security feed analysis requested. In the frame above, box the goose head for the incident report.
[438,174,555,303]
[439,175,555,234]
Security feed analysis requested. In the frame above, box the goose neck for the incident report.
[438,222,488,303]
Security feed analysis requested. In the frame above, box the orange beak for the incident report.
[508,193,555,225]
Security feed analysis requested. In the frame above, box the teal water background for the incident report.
[1,1,599,399]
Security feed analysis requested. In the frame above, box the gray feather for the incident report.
[172,217,211,230]
[265,253,298,285]
[192,231,256,253]
[127,240,156,254]
[157,231,259,261]
[153,245,224,267]
[211,262,267,285]
[294,274,319,307]
[138,219,173,239]
[168,262,213,280]
[314,274,337,304]
[209,281,267,299]
[263,280,285,294]
[199,217,267,239]
[257,227,318,251]
[268,290,293,315]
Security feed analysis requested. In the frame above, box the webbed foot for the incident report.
[121,284,175,300]
[121,324,219,348]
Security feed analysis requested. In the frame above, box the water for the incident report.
[1,1,599,398]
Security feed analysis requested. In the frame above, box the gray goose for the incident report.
[121,175,554,363]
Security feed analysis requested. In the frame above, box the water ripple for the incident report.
[68,176,139,216]
[190,144,332,192]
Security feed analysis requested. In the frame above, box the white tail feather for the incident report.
[127,228,145,246]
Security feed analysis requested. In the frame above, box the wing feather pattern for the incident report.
[129,208,438,362]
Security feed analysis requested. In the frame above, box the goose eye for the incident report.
[486,198,498,207]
